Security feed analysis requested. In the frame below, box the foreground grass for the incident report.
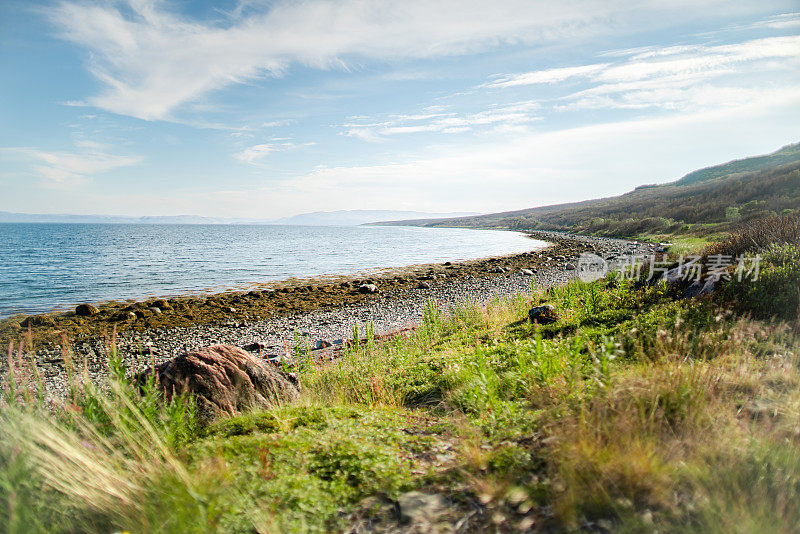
[2,242,799,532]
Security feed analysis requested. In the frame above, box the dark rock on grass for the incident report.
[144,344,300,424]
[565,263,576,270]
[21,315,56,328]
[528,304,558,325]
[359,283,378,294]
[75,303,99,317]
[417,281,431,289]
[682,278,716,299]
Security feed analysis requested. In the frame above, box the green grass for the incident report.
[2,230,800,532]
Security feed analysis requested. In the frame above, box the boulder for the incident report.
[113,311,137,322]
[358,283,378,294]
[528,304,558,325]
[152,299,173,310]
[416,281,431,289]
[148,306,162,315]
[75,303,99,316]
[682,278,716,299]
[144,344,300,424]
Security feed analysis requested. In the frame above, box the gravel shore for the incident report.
[5,232,654,399]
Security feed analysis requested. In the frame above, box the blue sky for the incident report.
[1,0,798,218]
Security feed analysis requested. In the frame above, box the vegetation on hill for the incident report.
[675,142,800,186]
[377,143,800,244]
[2,217,798,532]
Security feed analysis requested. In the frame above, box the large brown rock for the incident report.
[147,344,299,424]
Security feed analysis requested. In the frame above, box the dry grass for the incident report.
[705,214,800,258]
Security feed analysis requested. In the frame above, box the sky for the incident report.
[0,0,798,219]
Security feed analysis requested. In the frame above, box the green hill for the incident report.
[675,142,800,186]
[377,142,800,239]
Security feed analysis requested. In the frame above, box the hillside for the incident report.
[375,142,800,239]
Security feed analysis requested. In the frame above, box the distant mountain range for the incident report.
[272,210,476,226]
[372,142,800,236]
[0,209,476,226]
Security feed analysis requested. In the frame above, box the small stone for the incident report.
[520,269,534,276]
[358,283,378,294]
[113,311,137,322]
[313,339,333,350]
[75,303,99,316]
[148,307,162,315]
[416,281,431,289]
[565,263,576,270]
[152,299,172,310]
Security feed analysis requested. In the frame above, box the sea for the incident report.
[0,223,546,316]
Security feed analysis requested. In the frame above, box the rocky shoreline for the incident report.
[2,232,655,399]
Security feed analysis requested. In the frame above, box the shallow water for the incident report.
[0,223,545,315]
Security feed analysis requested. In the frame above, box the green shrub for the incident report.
[721,244,800,321]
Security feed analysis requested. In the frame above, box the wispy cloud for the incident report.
[0,142,141,188]
[342,101,541,140]
[235,140,313,164]
[487,35,800,112]
[48,0,739,121]
[484,64,609,88]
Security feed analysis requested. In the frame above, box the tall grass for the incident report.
[3,231,799,532]
[1,342,208,533]
[705,213,800,258]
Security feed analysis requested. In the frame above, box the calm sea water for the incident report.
[0,223,545,315]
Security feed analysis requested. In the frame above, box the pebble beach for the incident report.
[3,232,655,399]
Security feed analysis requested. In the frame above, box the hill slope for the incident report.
[376,142,800,238]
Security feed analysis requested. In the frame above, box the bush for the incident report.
[720,244,800,321]
[705,214,800,258]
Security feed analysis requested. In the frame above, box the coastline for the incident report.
[2,231,655,398]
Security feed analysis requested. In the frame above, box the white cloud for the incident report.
[221,92,800,217]
[343,100,541,140]
[234,140,313,164]
[485,64,609,87]
[49,0,742,121]
[487,35,800,112]
[0,143,141,188]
